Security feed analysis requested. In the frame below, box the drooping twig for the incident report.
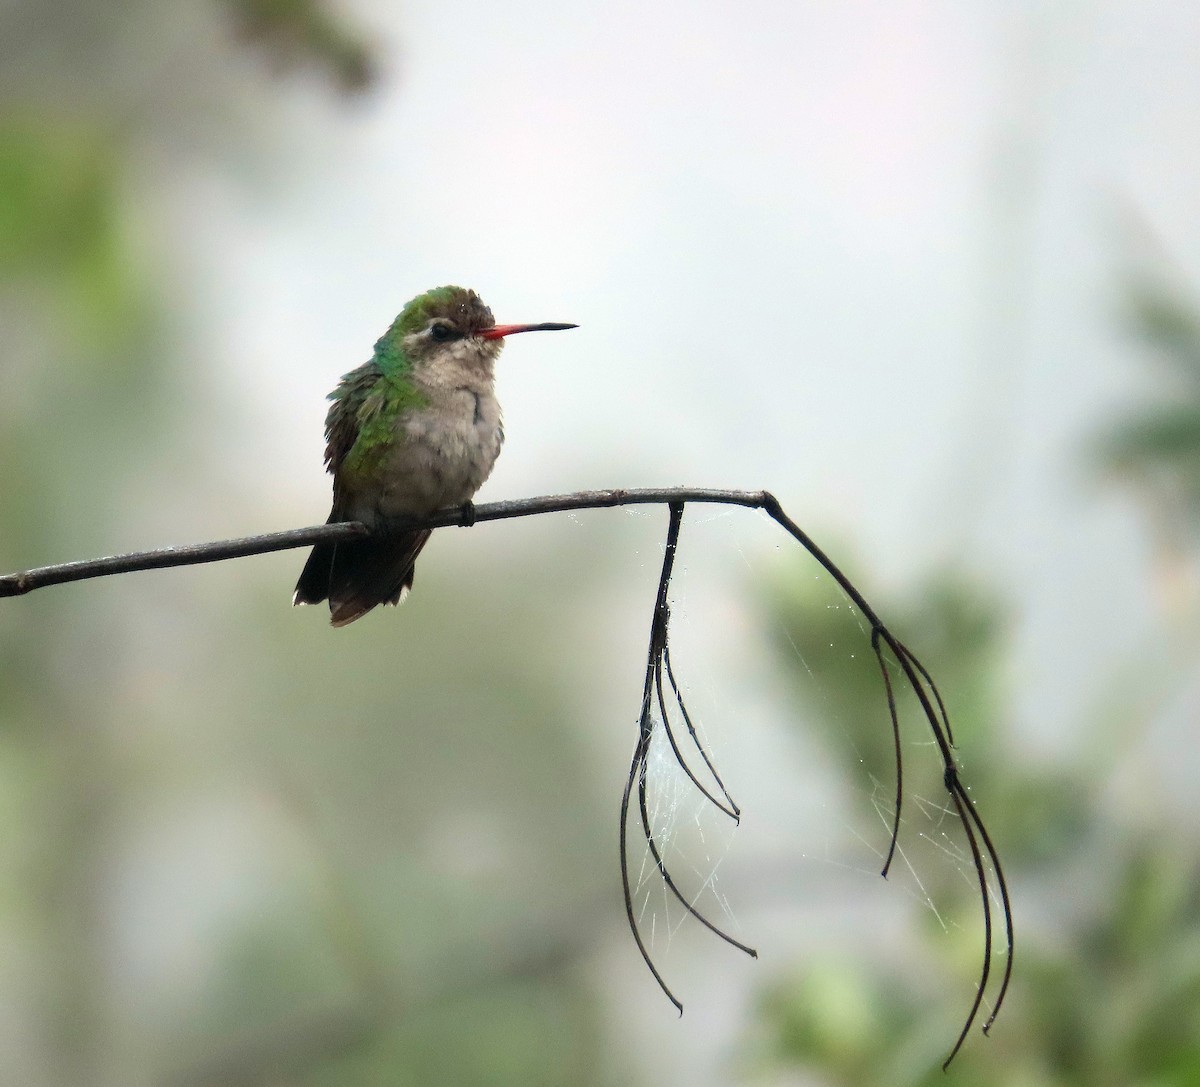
[758,495,1013,1065]
[870,626,903,879]
[619,504,757,1014]
[663,640,740,817]
[0,485,1013,1063]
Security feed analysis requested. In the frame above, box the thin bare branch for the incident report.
[0,522,371,596]
[0,489,774,597]
[0,484,1013,1063]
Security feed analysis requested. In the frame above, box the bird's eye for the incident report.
[429,322,455,342]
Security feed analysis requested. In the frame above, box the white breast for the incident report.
[369,387,504,521]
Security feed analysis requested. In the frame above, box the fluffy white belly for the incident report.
[348,388,503,523]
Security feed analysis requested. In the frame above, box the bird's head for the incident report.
[375,285,576,377]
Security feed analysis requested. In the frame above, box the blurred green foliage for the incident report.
[0,122,142,343]
[1096,277,1200,523]
[0,5,625,1087]
[748,284,1200,1085]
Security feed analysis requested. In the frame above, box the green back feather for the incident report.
[342,376,427,476]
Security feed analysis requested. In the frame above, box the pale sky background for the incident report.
[125,0,1200,1077]
[170,0,1200,735]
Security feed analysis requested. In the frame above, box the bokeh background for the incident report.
[3,1,1199,1084]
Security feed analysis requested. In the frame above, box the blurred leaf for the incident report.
[1094,275,1200,536]
[1125,278,1200,380]
[0,118,146,346]
[225,0,379,93]
[1096,405,1200,503]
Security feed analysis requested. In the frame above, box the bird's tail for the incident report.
[293,521,432,627]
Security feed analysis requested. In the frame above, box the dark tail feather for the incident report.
[294,539,338,606]
[293,521,432,626]
[293,508,342,606]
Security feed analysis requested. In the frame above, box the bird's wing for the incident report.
[323,362,381,476]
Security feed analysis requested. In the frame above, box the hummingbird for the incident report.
[294,285,577,626]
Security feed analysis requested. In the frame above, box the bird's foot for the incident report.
[458,501,477,527]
